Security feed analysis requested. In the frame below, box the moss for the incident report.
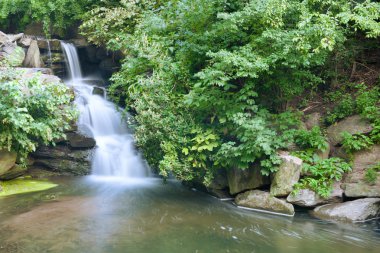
[0,178,58,197]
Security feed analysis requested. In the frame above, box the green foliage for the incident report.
[0,0,96,36]
[79,0,380,184]
[294,126,328,151]
[364,163,380,184]
[293,155,351,197]
[341,132,374,152]
[0,69,75,160]
[325,84,380,124]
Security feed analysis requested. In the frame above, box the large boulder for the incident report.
[0,43,25,67]
[227,166,269,195]
[270,153,302,197]
[0,150,17,176]
[235,190,295,216]
[311,198,380,222]
[341,144,380,197]
[326,115,373,146]
[23,40,43,68]
[286,183,343,207]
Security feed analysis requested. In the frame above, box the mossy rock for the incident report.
[0,178,57,197]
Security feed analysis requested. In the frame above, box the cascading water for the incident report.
[61,42,148,178]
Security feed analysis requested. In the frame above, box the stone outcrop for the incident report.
[32,144,93,176]
[341,144,380,197]
[270,153,302,197]
[286,183,343,207]
[235,190,295,215]
[23,40,43,68]
[66,132,96,149]
[227,166,269,195]
[312,198,380,222]
[0,150,17,176]
[326,115,373,146]
[0,165,28,180]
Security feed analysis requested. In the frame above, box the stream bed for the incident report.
[0,176,379,253]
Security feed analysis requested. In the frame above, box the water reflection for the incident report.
[0,177,379,253]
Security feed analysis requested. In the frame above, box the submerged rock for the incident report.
[227,166,269,195]
[326,115,373,146]
[342,145,380,197]
[235,190,295,215]
[270,153,302,197]
[311,198,380,222]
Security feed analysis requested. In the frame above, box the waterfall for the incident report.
[47,40,52,68]
[61,42,149,178]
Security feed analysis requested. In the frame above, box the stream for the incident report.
[0,43,379,253]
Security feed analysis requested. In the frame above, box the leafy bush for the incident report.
[341,132,374,152]
[293,156,351,197]
[294,126,329,151]
[78,0,380,184]
[0,69,75,160]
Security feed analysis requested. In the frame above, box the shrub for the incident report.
[0,69,75,161]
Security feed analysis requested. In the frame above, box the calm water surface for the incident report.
[0,176,379,253]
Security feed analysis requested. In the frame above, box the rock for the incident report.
[35,159,91,176]
[311,198,380,222]
[37,40,61,51]
[86,46,99,63]
[39,74,62,84]
[227,166,269,195]
[327,115,373,146]
[207,188,233,200]
[23,40,43,68]
[0,43,25,67]
[69,38,88,48]
[341,144,380,197]
[304,112,322,130]
[7,33,24,43]
[270,153,302,197]
[0,150,17,176]
[92,86,105,97]
[315,144,330,160]
[0,31,10,44]
[0,165,27,180]
[66,132,96,149]
[208,169,228,190]
[235,190,295,215]
[96,47,108,60]
[33,145,93,175]
[24,22,45,37]
[19,37,32,47]
[287,183,343,207]
[99,58,117,73]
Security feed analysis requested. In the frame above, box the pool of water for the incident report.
[0,176,379,253]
